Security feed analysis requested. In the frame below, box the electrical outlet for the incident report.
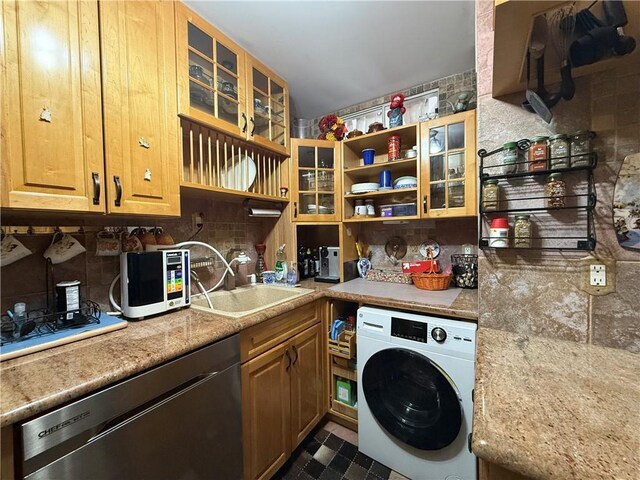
[192,212,204,230]
[590,264,606,286]
[580,257,615,295]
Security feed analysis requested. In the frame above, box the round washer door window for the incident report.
[362,348,462,450]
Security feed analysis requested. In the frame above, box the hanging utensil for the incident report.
[548,4,576,100]
[522,15,554,123]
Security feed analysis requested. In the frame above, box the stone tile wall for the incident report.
[303,69,478,139]
[476,1,640,352]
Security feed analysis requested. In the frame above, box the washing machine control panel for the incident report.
[391,317,429,342]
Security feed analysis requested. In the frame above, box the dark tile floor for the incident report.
[273,428,393,480]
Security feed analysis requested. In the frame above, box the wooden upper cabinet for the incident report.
[246,55,289,155]
[100,0,180,216]
[420,110,477,218]
[175,3,247,139]
[291,139,341,222]
[1,0,105,212]
[175,4,290,156]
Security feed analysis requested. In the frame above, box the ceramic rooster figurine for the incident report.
[387,93,406,128]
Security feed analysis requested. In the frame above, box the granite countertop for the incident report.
[472,327,640,480]
[0,280,478,427]
[323,278,478,320]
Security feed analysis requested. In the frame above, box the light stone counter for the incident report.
[0,280,478,427]
[472,327,640,480]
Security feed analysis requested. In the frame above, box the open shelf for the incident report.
[345,187,417,199]
[343,214,418,223]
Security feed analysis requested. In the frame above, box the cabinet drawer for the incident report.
[240,301,318,363]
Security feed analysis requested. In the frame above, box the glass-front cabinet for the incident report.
[175,4,246,138]
[420,110,477,218]
[247,55,289,155]
[176,4,290,155]
[291,139,341,222]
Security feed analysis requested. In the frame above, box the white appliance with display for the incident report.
[357,306,477,480]
[120,250,190,319]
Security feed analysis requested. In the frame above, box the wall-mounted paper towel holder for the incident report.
[243,199,284,218]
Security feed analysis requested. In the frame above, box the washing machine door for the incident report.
[362,348,462,450]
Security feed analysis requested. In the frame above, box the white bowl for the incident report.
[351,182,380,194]
[393,176,418,188]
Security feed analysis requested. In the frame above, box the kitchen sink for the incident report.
[191,284,314,318]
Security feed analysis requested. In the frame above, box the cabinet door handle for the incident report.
[92,172,100,205]
[285,349,292,371]
[423,195,428,214]
[293,202,298,218]
[241,113,248,133]
[113,176,122,207]
[250,117,255,136]
[291,345,298,365]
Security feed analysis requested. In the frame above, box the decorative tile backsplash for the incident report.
[1,198,273,313]
[303,69,477,139]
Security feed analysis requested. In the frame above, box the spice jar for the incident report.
[489,217,509,248]
[545,173,566,208]
[501,142,518,174]
[514,215,532,248]
[388,135,401,161]
[482,179,500,212]
[570,130,591,167]
[529,136,549,171]
[549,134,570,170]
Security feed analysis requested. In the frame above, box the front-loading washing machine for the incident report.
[357,306,477,480]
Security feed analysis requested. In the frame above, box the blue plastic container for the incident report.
[362,148,375,165]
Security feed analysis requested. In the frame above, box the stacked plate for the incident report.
[393,176,418,189]
[307,204,333,214]
[351,182,379,194]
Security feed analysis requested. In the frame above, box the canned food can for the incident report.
[388,135,401,161]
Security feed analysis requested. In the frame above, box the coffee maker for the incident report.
[315,246,340,283]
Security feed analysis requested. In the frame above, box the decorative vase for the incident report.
[357,257,371,278]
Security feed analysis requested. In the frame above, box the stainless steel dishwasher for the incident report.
[17,334,242,480]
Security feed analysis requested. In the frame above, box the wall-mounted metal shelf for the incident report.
[478,138,597,251]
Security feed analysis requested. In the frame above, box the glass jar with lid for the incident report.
[570,130,591,167]
[482,179,500,212]
[549,134,570,170]
[545,173,566,208]
[514,215,532,248]
[501,142,518,174]
[528,136,549,171]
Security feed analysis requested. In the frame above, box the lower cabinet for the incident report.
[241,302,325,480]
[479,459,534,480]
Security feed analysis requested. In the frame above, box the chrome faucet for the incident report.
[224,248,250,291]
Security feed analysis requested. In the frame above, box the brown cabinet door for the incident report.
[420,110,477,218]
[478,459,534,480]
[242,342,291,480]
[291,139,342,222]
[1,0,104,212]
[175,3,247,138]
[290,323,324,449]
[246,54,289,155]
[100,0,180,216]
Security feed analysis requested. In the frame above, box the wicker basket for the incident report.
[411,249,452,291]
[411,272,452,290]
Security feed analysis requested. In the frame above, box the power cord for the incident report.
[187,224,203,241]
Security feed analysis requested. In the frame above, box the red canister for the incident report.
[388,135,401,161]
